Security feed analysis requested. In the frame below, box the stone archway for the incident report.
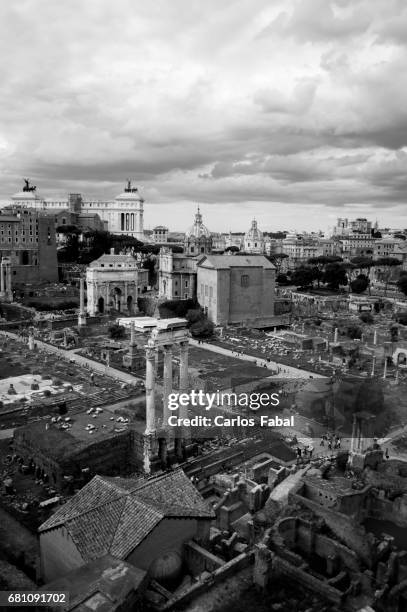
[394,348,407,368]
[98,296,104,314]
[114,287,122,312]
[127,295,133,314]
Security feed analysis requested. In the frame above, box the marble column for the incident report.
[5,263,11,301]
[0,263,4,296]
[163,345,173,430]
[371,355,376,377]
[178,340,190,441]
[78,278,86,327]
[145,343,157,434]
[334,328,338,343]
[383,358,387,380]
[373,329,378,345]
[105,283,110,312]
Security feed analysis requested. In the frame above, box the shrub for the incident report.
[359,312,373,324]
[346,325,362,339]
[108,324,126,340]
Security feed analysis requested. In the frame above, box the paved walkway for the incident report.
[0,330,142,386]
[190,338,327,380]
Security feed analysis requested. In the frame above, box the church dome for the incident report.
[245,219,263,242]
[186,207,211,238]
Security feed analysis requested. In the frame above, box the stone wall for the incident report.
[184,541,224,576]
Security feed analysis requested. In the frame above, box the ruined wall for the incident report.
[184,541,224,577]
[290,490,374,567]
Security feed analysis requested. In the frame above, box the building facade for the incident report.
[86,252,149,315]
[158,208,212,301]
[0,206,58,286]
[158,249,199,301]
[243,219,264,254]
[183,207,212,256]
[10,179,144,239]
[197,254,279,327]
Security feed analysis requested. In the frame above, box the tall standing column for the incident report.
[178,340,190,443]
[371,355,376,377]
[163,345,173,430]
[105,283,110,313]
[350,414,357,454]
[78,278,86,327]
[145,343,157,434]
[373,329,378,346]
[5,263,12,301]
[0,263,4,296]
[334,328,338,343]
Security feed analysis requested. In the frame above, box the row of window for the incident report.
[0,237,38,243]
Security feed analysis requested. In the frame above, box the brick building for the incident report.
[0,206,58,285]
[197,254,281,327]
[39,469,214,582]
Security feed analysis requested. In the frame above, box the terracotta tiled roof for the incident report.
[39,470,214,562]
[198,254,275,269]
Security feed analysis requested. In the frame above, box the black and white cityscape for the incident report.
[1,2,407,611]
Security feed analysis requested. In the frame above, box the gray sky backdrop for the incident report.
[1,0,407,232]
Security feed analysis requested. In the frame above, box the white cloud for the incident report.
[0,0,406,231]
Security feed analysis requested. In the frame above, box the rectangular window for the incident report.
[241,274,249,287]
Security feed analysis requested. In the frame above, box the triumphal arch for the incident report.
[86,251,148,316]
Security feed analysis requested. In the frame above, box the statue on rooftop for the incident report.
[23,179,37,192]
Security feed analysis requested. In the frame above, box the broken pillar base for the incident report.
[142,432,159,475]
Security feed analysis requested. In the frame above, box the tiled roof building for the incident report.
[39,469,214,582]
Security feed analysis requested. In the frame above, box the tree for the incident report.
[390,325,399,342]
[291,266,316,289]
[185,308,214,338]
[350,256,375,295]
[189,317,214,339]
[108,324,126,340]
[225,245,240,253]
[307,256,343,288]
[346,325,362,339]
[57,233,79,263]
[350,274,369,294]
[360,312,373,324]
[397,274,407,296]
[276,273,289,285]
[374,257,401,295]
[266,253,289,274]
[322,262,348,290]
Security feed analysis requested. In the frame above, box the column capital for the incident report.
[146,345,157,360]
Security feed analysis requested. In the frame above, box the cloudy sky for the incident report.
[1,0,407,232]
